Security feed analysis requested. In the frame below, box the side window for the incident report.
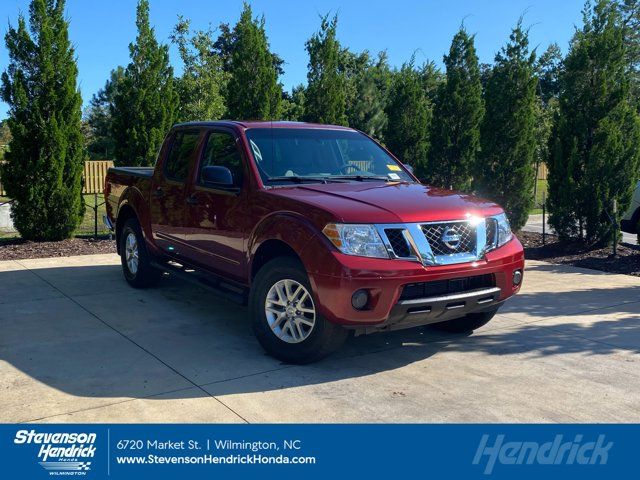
[199,132,243,187]
[165,131,200,182]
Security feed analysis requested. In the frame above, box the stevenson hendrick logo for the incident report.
[14,430,97,476]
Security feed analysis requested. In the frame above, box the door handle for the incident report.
[186,195,199,205]
[153,187,164,198]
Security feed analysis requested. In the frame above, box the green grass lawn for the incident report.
[531,179,548,214]
[0,193,110,239]
[78,193,109,236]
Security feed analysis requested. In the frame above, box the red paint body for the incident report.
[105,121,524,327]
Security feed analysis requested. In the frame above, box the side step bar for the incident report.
[150,260,248,305]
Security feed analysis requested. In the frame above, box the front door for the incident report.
[149,129,201,256]
[182,129,248,281]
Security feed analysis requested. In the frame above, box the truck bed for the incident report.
[104,167,155,227]
[107,166,154,178]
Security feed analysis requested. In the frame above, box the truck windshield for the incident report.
[244,128,415,185]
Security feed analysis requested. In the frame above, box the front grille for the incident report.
[399,274,495,300]
[384,228,412,257]
[421,222,476,256]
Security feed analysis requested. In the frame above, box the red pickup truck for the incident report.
[104,121,524,363]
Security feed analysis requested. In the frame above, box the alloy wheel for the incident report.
[125,232,139,275]
[264,279,316,343]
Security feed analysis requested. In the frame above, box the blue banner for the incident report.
[0,424,634,479]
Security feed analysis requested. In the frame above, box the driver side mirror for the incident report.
[202,165,234,186]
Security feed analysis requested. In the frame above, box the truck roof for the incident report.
[172,120,356,131]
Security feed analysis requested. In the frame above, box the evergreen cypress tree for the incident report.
[226,3,281,120]
[1,0,85,240]
[384,61,432,176]
[427,26,484,191]
[111,0,176,167]
[616,0,639,101]
[547,0,640,243]
[345,52,391,140]
[171,17,226,122]
[281,85,306,121]
[341,49,370,124]
[84,67,124,159]
[537,43,563,105]
[304,15,347,125]
[477,20,538,231]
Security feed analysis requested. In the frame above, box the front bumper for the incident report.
[306,237,524,330]
[379,287,503,333]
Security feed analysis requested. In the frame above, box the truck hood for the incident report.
[267,182,503,223]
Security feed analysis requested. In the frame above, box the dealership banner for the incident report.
[0,424,635,479]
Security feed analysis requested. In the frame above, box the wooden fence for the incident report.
[83,160,114,194]
[536,163,548,181]
[0,160,113,197]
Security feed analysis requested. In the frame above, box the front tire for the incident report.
[120,217,161,288]
[250,257,348,364]
[430,307,499,333]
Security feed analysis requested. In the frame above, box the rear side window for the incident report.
[199,131,243,186]
[165,131,200,182]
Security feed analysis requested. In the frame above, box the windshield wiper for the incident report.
[331,175,402,182]
[267,176,347,184]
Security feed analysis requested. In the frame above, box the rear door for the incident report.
[149,129,201,255]
[182,128,248,281]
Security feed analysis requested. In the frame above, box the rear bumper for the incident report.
[307,237,524,329]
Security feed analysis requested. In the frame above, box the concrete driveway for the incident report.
[1,254,639,423]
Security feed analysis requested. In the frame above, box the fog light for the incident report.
[513,270,523,286]
[351,289,369,310]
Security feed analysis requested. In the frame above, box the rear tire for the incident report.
[120,217,161,288]
[250,257,348,364]
[430,308,499,333]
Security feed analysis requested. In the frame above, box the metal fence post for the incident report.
[94,192,98,239]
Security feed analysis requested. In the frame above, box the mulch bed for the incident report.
[0,236,116,261]
[518,230,640,276]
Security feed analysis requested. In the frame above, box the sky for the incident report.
[0,0,586,119]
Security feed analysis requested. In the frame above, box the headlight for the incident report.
[322,223,389,258]
[494,213,513,247]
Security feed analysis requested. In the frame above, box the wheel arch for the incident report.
[251,239,302,280]
[115,203,138,255]
[248,213,326,283]
[114,185,153,255]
